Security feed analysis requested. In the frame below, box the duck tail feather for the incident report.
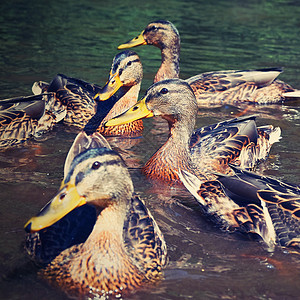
[32,81,50,95]
[178,169,204,202]
[268,126,281,145]
[283,90,300,98]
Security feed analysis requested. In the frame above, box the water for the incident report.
[0,0,300,299]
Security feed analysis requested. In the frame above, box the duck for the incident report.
[24,131,167,299]
[178,165,300,251]
[93,50,144,136]
[32,74,101,129]
[32,50,144,137]
[0,93,66,148]
[105,79,281,185]
[117,20,300,105]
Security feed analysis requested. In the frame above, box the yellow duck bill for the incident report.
[118,31,147,49]
[24,182,86,232]
[94,72,123,101]
[105,97,154,126]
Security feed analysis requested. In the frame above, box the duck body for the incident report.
[33,74,100,129]
[143,114,280,185]
[179,165,300,250]
[33,50,144,137]
[118,20,300,105]
[0,93,66,148]
[40,194,166,298]
[187,68,297,105]
[105,79,281,185]
[25,132,166,298]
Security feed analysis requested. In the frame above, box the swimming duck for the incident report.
[94,50,143,136]
[32,74,101,129]
[0,93,66,148]
[178,165,300,251]
[118,20,300,105]
[105,79,281,185]
[33,50,143,136]
[24,131,167,298]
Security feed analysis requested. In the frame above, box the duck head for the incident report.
[95,50,143,101]
[118,20,180,51]
[105,78,197,131]
[25,133,133,232]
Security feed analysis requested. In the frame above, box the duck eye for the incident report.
[92,161,101,170]
[151,25,158,31]
[127,61,132,67]
[160,88,169,94]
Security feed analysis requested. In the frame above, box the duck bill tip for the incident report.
[96,75,123,101]
[105,98,153,127]
[117,32,147,49]
[24,183,86,233]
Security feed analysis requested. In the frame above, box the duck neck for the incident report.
[89,202,128,238]
[167,117,195,166]
[68,201,142,293]
[154,41,180,83]
[144,115,196,184]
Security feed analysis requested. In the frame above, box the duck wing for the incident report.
[33,74,102,96]
[47,75,98,128]
[0,94,61,147]
[190,115,260,174]
[187,68,296,104]
[123,195,167,279]
[229,166,300,249]
[0,94,49,121]
[178,169,275,249]
[33,74,102,128]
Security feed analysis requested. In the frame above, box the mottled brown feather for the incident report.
[119,20,298,105]
[0,94,63,147]
[25,142,166,298]
[39,196,167,298]
[179,166,300,250]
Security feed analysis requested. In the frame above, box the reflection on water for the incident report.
[1,0,300,299]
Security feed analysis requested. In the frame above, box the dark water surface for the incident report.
[1,0,300,299]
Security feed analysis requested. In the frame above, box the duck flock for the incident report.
[1,20,299,299]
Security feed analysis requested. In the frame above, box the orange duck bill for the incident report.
[105,97,154,126]
[24,181,87,232]
[117,31,147,49]
[94,71,123,101]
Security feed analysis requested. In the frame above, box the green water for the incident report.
[0,0,300,299]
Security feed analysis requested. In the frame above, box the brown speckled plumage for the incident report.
[187,70,296,105]
[32,51,144,137]
[0,93,66,148]
[118,20,300,105]
[98,119,143,137]
[40,195,166,298]
[179,166,300,251]
[53,81,98,128]
[108,79,280,185]
[25,132,166,298]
